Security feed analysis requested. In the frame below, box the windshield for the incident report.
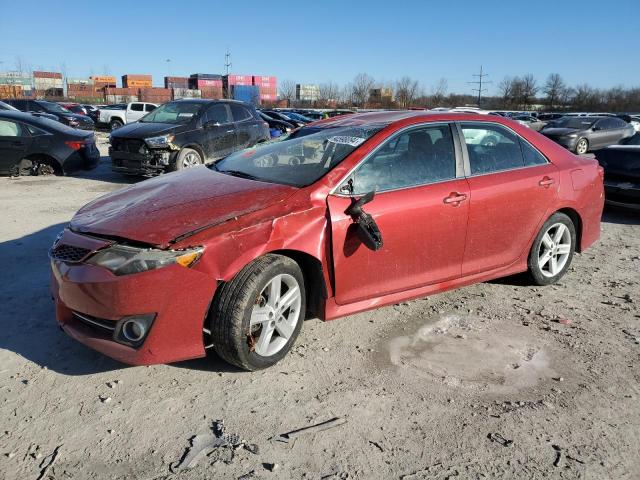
[555,117,596,129]
[215,124,385,187]
[140,102,203,124]
[41,102,71,113]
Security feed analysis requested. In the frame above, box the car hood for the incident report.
[111,122,179,139]
[541,127,581,137]
[70,168,298,248]
[61,112,90,121]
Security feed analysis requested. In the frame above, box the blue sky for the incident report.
[0,0,636,94]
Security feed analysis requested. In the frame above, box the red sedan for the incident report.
[50,112,604,370]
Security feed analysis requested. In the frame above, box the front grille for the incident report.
[72,311,116,333]
[50,244,92,263]
[111,138,146,154]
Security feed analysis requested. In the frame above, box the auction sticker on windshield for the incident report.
[328,136,367,147]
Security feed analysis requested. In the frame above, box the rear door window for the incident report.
[519,139,548,166]
[130,103,144,112]
[145,104,157,112]
[460,123,525,175]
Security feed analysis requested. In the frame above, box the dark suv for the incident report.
[2,99,94,130]
[109,99,270,176]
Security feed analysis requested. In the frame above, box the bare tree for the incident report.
[497,76,515,108]
[278,79,296,104]
[395,76,419,108]
[520,74,538,110]
[351,73,375,108]
[430,77,448,107]
[543,73,566,108]
[318,81,340,107]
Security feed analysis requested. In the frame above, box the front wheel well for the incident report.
[270,250,327,320]
[556,208,583,252]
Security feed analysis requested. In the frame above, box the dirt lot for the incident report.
[1,134,639,479]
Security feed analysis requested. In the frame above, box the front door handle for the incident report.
[539,176,555,187]
[443,192,468,206]
[226,129,234,133]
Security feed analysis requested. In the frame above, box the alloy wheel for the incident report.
[182,151,201,168]
[249,273,302,357]
[576,139,588,155]
[537,223,572,277]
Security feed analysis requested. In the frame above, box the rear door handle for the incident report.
[443,192,468,206]
[539,176,555,187]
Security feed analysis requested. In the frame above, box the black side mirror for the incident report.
[345,191,383,251]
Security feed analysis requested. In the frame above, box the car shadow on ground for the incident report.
[0,223,126,376]
[0,223,242,376]
[71,156,142,186]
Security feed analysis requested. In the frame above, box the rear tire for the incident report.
[527,212,576,286]
[109,119,124,131]
[210,254,306,371]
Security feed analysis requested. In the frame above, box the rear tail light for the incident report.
[65,140,86,150]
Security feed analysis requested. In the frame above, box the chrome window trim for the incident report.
[329,122,461,197]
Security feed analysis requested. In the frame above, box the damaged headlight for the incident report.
[86,244,203,276]
[145,134,175,148]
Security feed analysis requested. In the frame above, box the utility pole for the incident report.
[468,65,492,108]
[224,48,232,99]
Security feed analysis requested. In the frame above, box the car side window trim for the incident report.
[330,122,463,197]
[454,121,550,179]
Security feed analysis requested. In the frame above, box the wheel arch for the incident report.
[555,207,583,252]
[179,143,206,163]
[267,249,327,319]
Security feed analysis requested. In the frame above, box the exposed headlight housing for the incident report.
[145,134,175,148]
[86,245,203,276]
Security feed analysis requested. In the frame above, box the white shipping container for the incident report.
[172,88,202,99]
[105,94,139,103]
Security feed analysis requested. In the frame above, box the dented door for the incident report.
[327,179,470,305]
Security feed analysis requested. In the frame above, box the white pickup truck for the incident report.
[99,102,158,130]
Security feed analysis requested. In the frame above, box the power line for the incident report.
[468,65,492,107]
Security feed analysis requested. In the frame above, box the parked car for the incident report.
[2,99,94,130]
[59,103,88,116]
[109,99,269,176]
[512,114,547,131]
[278,111,313,124]
[259,111,295,136]
[541,116,635,154]
[82,104,102,124]
[261,110,305,128]
[50,112,603,371]
[0,100,19,111]
[295,110,327,120]
[594,133,640,210]
[0,111,99,175]
[99,102,158,130]
[537,113,565,122]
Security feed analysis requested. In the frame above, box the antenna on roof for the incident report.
[468,65,492,108]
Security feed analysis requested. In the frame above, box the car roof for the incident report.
[171,98,252,106]
[311,110,522,128]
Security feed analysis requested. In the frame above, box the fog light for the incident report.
[114,314,155,347]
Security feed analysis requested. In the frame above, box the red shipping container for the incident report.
[33,71,63,79]
[200,87,224,99]
[252,76,276,84]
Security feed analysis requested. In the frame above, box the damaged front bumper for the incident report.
[111,149,178,176]
[50,229,217,365]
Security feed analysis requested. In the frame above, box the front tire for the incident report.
[527,212,576,286]
[575,138,589,155]
[175,148,203,171]
[210,254,306,371]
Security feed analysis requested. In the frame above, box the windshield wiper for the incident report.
[219,170,262,181]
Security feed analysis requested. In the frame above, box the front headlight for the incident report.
[86,245,203,276]
[145,134,175,148]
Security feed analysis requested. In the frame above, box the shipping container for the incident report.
[67,78,94,85]
[164,76,189,88]
[33,71,62,79]
[200,87,224,99]
[190,73,222,80]
[224,74,254,86]
[172,88,202,100]
[0,73,32,86]
[90,75,116,83]
[0,85,24,98]
[105,87,140,96]
[122,74,153,88]
[190,78,223,89]
[231,85,259,104]
[252,75,277,84]
[139,88,172,103]
[105,94,139,103]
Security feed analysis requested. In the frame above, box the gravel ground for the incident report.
[1,134,639,479]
